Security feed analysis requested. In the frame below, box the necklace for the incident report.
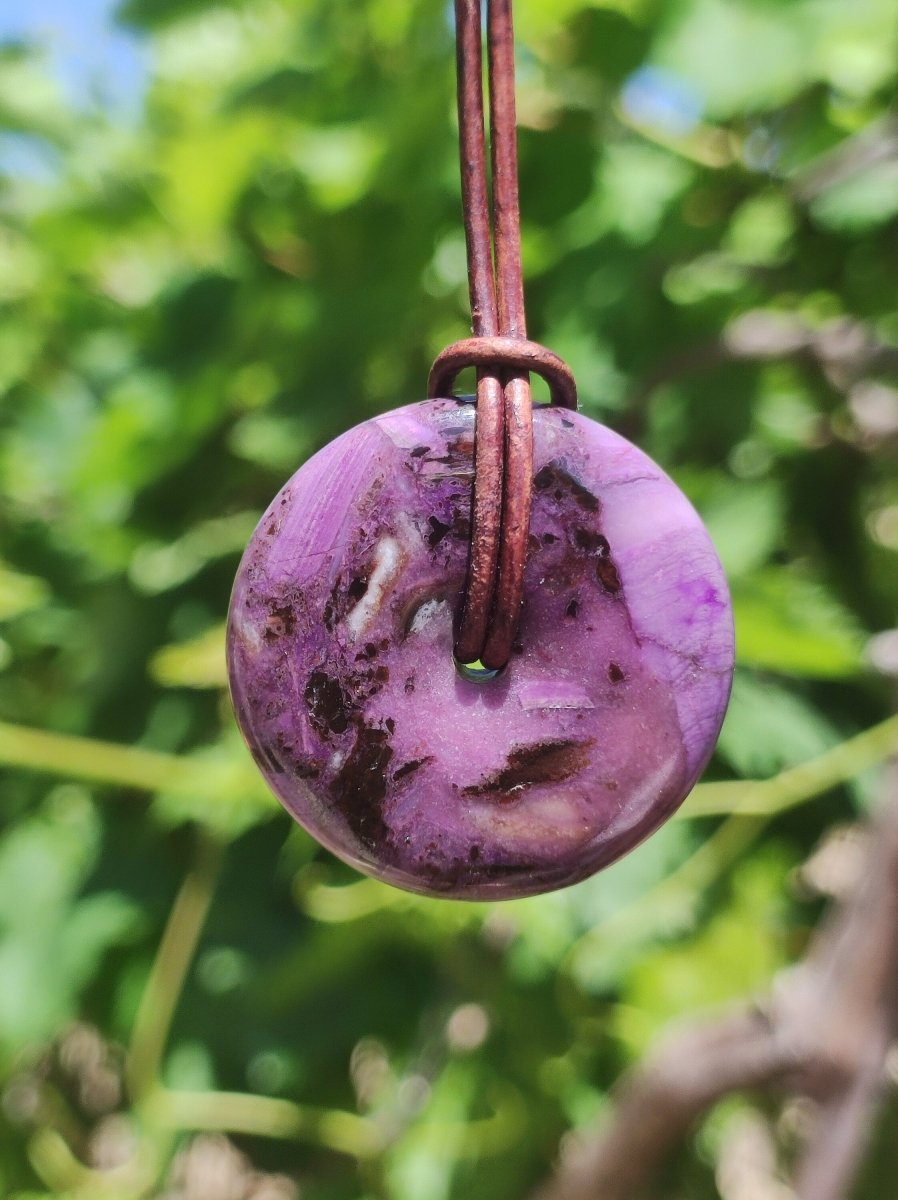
[227,0,734,899]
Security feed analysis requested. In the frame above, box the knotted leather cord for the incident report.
[433,0,577,671]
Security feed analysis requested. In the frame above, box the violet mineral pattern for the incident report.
[227,400,734,899]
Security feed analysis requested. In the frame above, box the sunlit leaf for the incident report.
[733,570,865,678]
[717,671,839,778]
[151,623,227,689]
[0,792,138,1059]
[616,849,791,1054]
[0,563,50,621]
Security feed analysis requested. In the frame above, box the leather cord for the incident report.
[431,0,577,670]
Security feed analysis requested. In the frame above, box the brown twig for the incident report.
[530,1010,798,1200]
[626,310,898,430]
[790,116,898,203]
[788,759,898,1199]
[619,308,898,447]
[530,764,898,1200]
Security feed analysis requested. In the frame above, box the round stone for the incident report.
[227,399,734,900]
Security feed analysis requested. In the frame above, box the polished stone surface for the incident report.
[227,400,734,899]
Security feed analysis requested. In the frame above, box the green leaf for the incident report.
[717,671,839,778]
[385,1063,476,1200]
[733,569,865,678]
[0,791,138,1060]
[129,512,259,595]
[616,849,791,1055]
[699,479,784,578]
[657,0,809,118]
[0,563,50,621]
[596,142,693,245]
[810,160,898,232]
[152,732,279,837]
[724,192,796,266]
[150,622,227,689]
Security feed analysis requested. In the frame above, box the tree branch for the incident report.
[624,309,898,438]
[531,1010,796,1200]
[532,764,898,1200]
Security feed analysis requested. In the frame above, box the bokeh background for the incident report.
[2,0,898,1197]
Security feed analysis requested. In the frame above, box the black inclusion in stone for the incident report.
[596,558,622,594]
[427,516,453,547]
[347,575,369,602]
[533,463,599,513]
[394,756,433,782]
[573,527,610,556]
[463,739,592,798]
[330,723,394,850]
[304,670,353,737]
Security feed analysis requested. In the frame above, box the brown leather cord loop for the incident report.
[453,374,505,665]
[482,372,532,668]
[452,0,504,665]
[481,0,533,672]
[441,0,577,669]
[428,337,579,412]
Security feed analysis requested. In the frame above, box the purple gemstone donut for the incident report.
[227,400,734,899]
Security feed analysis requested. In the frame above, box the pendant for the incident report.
[227,399,734,899]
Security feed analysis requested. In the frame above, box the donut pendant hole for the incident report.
[455,656,503,684]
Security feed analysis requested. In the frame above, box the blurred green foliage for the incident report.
[1,0,898,1197]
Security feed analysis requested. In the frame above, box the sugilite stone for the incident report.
[227,399,734,900]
